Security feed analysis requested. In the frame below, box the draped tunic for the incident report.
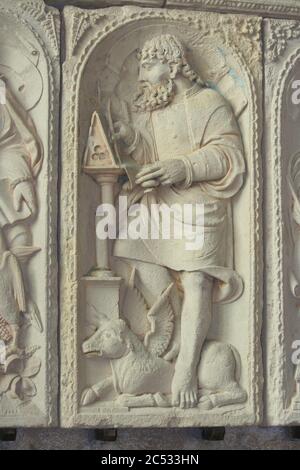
[114,85,245,303]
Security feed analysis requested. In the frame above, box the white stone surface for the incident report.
[0,0,60,427]
[166,0,300,19]
[46,0,164,6]
[44,0,300,18]
[264,18,300,426]
[61,5,263,428]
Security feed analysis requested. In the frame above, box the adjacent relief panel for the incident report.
[60,5,263,427]
[265,18,300,425]
[0,0,59,426]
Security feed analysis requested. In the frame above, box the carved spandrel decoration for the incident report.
[0,0,59,427]
[265,18,300,425]
[61,6,263,428]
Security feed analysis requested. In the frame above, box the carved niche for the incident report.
[0,0,59,427]
[60,5,263,428]
[265,18,300,425]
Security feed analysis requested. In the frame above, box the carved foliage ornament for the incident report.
[267,20,300,63]
[69,11,107,56]
[19,0,60,58]
[166,0,300,17]
[68,7,261,71]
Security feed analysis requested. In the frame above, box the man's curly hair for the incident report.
[138,34,205,88]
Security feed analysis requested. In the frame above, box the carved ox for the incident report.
[81,285,247,410]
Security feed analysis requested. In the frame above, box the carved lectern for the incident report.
[82,111,123,323]
[82,111,124,277]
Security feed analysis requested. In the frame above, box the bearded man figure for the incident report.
[112,34,245,409]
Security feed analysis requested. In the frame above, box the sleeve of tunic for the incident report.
[184,104,245,199]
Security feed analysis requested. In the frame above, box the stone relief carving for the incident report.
[1,0,300,432]
[47,0,164,7]
[81,286,247,410]
[61,6,262,427]
[80,32,247,412]
[165,0,300,19]
[266,20,300,63]
[288,152,300,299]
[20,0,60,58]
[0,78,43,401]
[265,18,300,425]
[45,0,300,19]
[69,11,108,56]
[0,0,59,427]
[287,151,300,416]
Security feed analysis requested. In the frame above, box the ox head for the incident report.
[82,310,128,360]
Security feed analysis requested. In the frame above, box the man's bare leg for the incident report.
[172,271,213,409]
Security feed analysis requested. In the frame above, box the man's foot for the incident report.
[197,395,213,411]
[172,366,198,408]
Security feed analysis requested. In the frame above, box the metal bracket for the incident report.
[94,429,118,442]
[202,427,226,441]
[289,427,300,439]
[0,428,17,442]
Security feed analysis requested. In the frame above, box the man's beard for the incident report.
[133,79,175,113]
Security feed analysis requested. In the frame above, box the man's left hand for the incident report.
[135,159,187,189]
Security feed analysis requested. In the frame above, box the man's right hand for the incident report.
[13,180,37,216]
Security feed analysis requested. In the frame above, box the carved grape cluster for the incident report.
[0,315,12,344]
[267,21,300,62]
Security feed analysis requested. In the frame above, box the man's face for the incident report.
[133,52,177,112]
[138,58,171,85]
